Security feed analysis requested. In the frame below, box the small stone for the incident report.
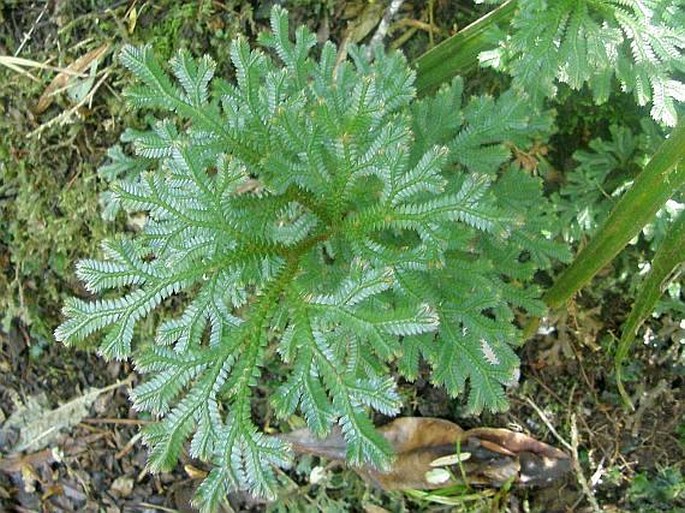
[110,476,134,497]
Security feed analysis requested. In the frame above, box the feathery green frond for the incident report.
[481,0,685,126]
[57,5,565,507]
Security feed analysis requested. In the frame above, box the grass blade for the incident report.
[413,0,517,95]
[544,120,685,310]
[615,211,685,409]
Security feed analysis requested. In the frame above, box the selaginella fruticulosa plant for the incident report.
[56,7,568,511]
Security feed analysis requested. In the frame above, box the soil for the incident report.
[2,302,682,512]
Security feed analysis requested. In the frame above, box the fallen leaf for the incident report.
[34,44,109,114]
[344,2,385,43]
[430,452,471,467]
[424,468,451,485]
[362,503,391,513]
[183,464,208,480]
[309,465,327,484]
[21,462,44,494]
[0,379,129,453]
[280,417,571,491]
[0,448,59,473]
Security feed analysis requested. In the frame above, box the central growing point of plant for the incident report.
[55,7,568,510]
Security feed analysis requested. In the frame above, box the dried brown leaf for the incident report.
[281,417,571,491]
[34,43,109,114]
[0,379,130,453]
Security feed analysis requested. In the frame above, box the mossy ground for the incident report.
[1,1,682,511]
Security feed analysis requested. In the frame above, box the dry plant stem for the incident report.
[367,0,407,58]
[570,414,602,513]
[116,432,144,460]
[4,56,90,76]
[428,0,435,47]
[14,2,48,56]
[0,55,89,81]
[0,58,40,81]
[135,503,179,513]
[524,397,602,513]
[81,417,154,426]
[524,397,572,453]
[392,18,446,36]
[390,27,418,50]
[628,379,670,438]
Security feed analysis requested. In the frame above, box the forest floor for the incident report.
[1,2,683,512]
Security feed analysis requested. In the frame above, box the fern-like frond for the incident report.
[119,45,182,111]
[483,0,685,125]
[56,5,568,506]
[170,49,215,107]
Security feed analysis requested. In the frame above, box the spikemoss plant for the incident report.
[55,7,567,511]
[479,0,685,126]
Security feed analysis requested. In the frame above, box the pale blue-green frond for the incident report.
[340,408,394,470]
[486,0,685,125]
[170,49,215,107]
[258,5,316,87]
[193,467,230,513]
[310,263,394,307]
[131,347,210,414]
[119,44,181,110]
[432,320,514,414]
[56,4,574,503]
[387,146,448,206]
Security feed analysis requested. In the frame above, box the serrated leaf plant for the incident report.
[477,0,685,126]
[55,7,568,511]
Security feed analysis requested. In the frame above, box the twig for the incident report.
[0,56,88,77]
[523,396,572,452]
[81,417,152,426]
[525,396,602,513]
[392,18,446,36]
[28,68,111,138]
[427,0,435,47]
[628,379,670,437]
[570,414,603,513]
[115,432,144,459]
[135,503,180,513]
[14,3,48,56]
[367,0,406,59]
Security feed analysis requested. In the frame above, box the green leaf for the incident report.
[341,409,394,470]
[615,211,685,409]
[545,119,685,309]
[170,49,215,107]
[482,0,685,125]
[120,45,181,110]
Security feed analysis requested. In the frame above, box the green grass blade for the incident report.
[413,0,517,96]
[544,120,685,310]
[615,211,685,410]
